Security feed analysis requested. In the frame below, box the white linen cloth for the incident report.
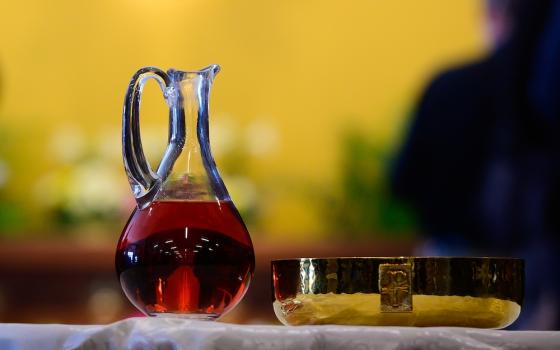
[0,317,558,350]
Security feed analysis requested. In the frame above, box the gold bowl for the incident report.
[272,257,524,328]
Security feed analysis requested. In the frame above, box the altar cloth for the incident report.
[0,317,558,350]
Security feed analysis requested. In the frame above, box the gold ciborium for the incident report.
[272,257,524,328]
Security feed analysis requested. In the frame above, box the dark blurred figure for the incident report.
[392,0,560,329]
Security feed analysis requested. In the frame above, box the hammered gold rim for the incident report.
[272,257,524,304]
[271,256,524,261]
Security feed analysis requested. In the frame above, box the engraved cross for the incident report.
[379,263,412,312]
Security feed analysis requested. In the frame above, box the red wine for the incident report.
[116,200,254,319]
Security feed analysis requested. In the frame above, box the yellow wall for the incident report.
[0,0,485,236]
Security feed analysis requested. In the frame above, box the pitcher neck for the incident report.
[156,65,228,202]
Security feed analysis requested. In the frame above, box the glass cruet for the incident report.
[115,65,255,320]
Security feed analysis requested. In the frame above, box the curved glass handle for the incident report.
[122,67,184,209]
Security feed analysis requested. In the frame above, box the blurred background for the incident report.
[0,0,557,329]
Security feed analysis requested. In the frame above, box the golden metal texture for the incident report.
[272,257,524,328]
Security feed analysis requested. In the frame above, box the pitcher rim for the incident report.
[168,64,220,77]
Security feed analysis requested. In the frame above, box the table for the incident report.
[0,318,558,350]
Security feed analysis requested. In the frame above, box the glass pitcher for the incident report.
[115,65,255,320]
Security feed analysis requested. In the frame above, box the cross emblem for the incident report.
[379,264,412,312]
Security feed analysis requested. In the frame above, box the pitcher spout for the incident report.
[167,64,220,83]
